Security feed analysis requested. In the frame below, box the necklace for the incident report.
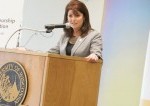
[69,36,79,44]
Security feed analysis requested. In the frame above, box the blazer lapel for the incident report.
[71,36,87,56]
[61,37,69,55]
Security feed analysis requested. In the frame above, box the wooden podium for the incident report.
[0,49,102,106]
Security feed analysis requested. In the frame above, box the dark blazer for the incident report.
[48,30,102,58]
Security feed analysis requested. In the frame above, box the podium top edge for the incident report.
[48,53,102,63]
[0,48,103,63]
[0,48,49,56]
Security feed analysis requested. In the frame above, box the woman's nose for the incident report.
[71,16,76,21]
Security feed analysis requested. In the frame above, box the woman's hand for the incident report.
[85,53,99,62]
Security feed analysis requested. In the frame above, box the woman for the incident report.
[49,0,102,62]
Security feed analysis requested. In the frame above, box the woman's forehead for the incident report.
[68,9,82,15]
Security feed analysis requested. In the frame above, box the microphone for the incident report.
[45,23,71,30]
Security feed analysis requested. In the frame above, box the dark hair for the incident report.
[63,0,91,37]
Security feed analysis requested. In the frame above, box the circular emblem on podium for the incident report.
[0,62,27,106]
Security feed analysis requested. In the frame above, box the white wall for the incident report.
[0,0,24,48]
[139,31,150,106]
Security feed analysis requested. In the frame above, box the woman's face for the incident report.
[67,10,84,31]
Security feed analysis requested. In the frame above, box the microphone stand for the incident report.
[16,29,21,47]
[5,28,52,49]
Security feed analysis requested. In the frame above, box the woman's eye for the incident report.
[75,15,80,17]
[68,15,72,18]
